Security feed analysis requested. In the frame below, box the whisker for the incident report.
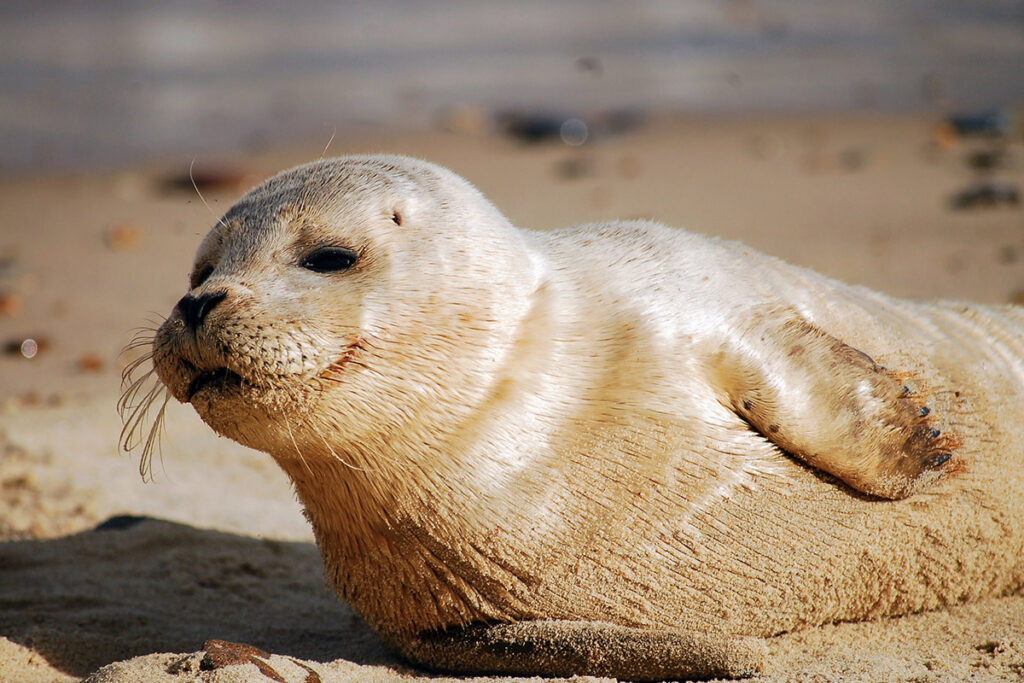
[119,374,162,451]
[319,128,337,161]
[122,326,156,345]
[139,391,170,482]
[117,366,154,417]
[312,421,373,473]
[126,323,160,336]
[189,157,229,231]
[117,333,171,482]
[282,410,315,478]
[119,329,157,381]
[297,139,332,208]
[120,352,155,389]
[122,337,155,354]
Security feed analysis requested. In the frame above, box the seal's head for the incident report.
[145,155,541,465]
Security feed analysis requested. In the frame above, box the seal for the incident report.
[123,154,1024,680]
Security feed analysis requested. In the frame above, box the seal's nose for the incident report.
[177,290,227,331]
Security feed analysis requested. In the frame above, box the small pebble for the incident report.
[946,109,1012,138]
[933,122,960,150]
[16,391,62,407]
[78,354,104,372]
[162,166,249,193]
[839,146,868,172]
[104,223,141,251]
[555,156,595,180]
[966,147,1007,171]
[3,336,49,359]
[950,182,1021,210]
[997,245,1018,265]
[0,292,22,317]
[575,56,603,76]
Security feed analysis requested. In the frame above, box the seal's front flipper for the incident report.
[400,620,765,681]
[708,313,957,499]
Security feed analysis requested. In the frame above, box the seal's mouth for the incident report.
[187,367,243,402]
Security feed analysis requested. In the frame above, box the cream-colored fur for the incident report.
[130,155,1024,680]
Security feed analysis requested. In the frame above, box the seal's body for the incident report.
[139,156,1024,680]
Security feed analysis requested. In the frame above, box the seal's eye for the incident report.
[301,247,358,273]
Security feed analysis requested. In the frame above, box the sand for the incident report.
[1,113,1022,682]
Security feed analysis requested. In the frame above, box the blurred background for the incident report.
[2,0,1023,173]
[1,0,1023,449]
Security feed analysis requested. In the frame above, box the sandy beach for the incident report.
[1,112,1023,682]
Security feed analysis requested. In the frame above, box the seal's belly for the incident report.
[525,408,1024,637]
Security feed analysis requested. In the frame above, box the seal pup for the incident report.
[123,155,1024,680]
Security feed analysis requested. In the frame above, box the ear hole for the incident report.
[392,210,402,226]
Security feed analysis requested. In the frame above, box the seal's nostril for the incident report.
[177,290,227,330]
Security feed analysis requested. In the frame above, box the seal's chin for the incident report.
[186,367,243,402]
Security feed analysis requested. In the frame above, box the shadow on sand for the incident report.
[0,516,396,676]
